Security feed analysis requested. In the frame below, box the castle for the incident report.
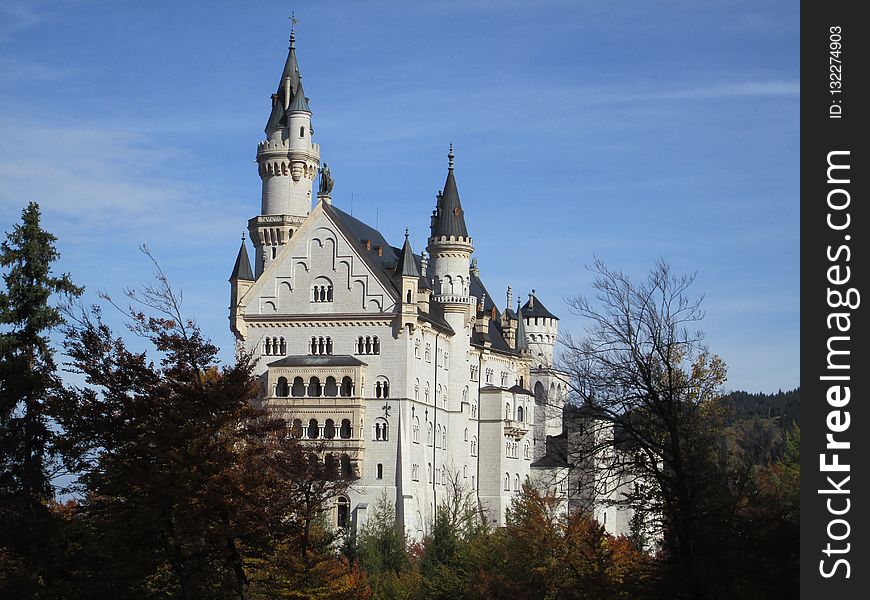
[227,28,629,538]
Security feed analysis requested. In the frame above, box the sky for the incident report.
[0,0,799,393]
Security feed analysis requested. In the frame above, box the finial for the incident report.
[241,232,246,242]
[447,143,455,170]
[404,227,410,240]
[289,12,298,47]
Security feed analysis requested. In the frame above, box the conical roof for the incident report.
[515,302,529,352]
[230,240,254,281]
[265,33,303,131]
[430,145,469,239]
[395,231,420,278]
[522,291,558,320]
[288,78,311,112]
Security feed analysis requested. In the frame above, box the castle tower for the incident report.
[250,27,321,276]
[426,145,474,317]
[228,235,255,339]
[393,229,420,334]
[522,291,559,369]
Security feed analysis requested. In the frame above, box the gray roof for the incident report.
[395,233,420,278]
[265,38,302,131]
[267,355,366,368]
[430,148,469,239]
[230,241,254,281]
[515,303,528,352]
[288,78,311,113]
[522,293,558,320]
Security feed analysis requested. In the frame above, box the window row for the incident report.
[311,285,333,302]
[274,376,355,398]
[285,417,353,440]
[310,336,333,355]
[264,336,287,356]
[504,473,521,493]
[356,336,380,355]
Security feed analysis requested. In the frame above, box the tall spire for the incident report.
[515,300,528,352]
[395,229,421,278]
[230,236,254,281]
[265,18,303,132]
[430,144,469,239]
[288,76,311,113]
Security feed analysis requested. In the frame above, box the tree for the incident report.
[54,250,363,599]
[560,259,727,598]
[0,202,82,594]
[473,484,649,600]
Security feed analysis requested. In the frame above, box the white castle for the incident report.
[228,29,630,538]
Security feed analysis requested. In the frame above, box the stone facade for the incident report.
[227,30,631,538]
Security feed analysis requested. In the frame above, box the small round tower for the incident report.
[522,290,559,368]
[251,27,321,275]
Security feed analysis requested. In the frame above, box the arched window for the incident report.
[339,419,352,439]
[307,419,319,439]
[275,377,289,398]
[464,428,468,441]
[312,278,333,303]
[310,337,318,354]
[308,376,321,397]
[471,476,475,490]
[374,419,388,441]
[471,437,477,456]
[372,336,380,354]
[383,381,389,397]
[441,428,446,448]
[340,454,354,479]
[375,382,382,399]
[299,126,305,139]
[376,463,383,480]
[427,463,432,483]
[504,473,510,491]
[427,422,433,446]
[524,442,530,459]
[463,465,467,479]
[324,376,338,397]
[506,403,511,420]
[357,337,365,354]
[519,375,524,388]
[291,376,304,397]
[462,387,468,404]
[424,383,430,403]
[325,454,338,479]
[414,379,419,400]
[325,337,333,355]
[425,344,431,362]
[517,406,524,422]
[337,495,350,528]
[340,376,353,397]
[413,417,420,443]
[365,336,372,354]
[291,419,303,438]
[514,475,520,492]
[324,419,336,439]
[412,464,419,481]
[406,289,412,303]
[264,337,272,355]
[435,425,441,448]
[415,340,421,358]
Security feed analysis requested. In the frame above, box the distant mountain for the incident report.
[720,388,800,429]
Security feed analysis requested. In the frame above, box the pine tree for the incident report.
[0,202,82,592]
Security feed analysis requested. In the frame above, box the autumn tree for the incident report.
[0,202,82,594]
[474,484,649,600]
[560,259,728,598]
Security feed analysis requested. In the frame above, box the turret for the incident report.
[251,26,321,276]
[394,229,420,333]
[522,290,559,368]
[229,235,255,338]
[426,145,475,323]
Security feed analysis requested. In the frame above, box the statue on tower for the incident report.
[318,163,334,195]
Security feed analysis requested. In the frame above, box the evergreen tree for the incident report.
[0,202,82,593]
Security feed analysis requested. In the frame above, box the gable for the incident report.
[242,203,398,317]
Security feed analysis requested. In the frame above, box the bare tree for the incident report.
[559,258,727,597]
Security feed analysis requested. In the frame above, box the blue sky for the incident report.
[0,0,799,393]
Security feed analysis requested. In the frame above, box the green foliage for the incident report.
[0,202,82,595]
